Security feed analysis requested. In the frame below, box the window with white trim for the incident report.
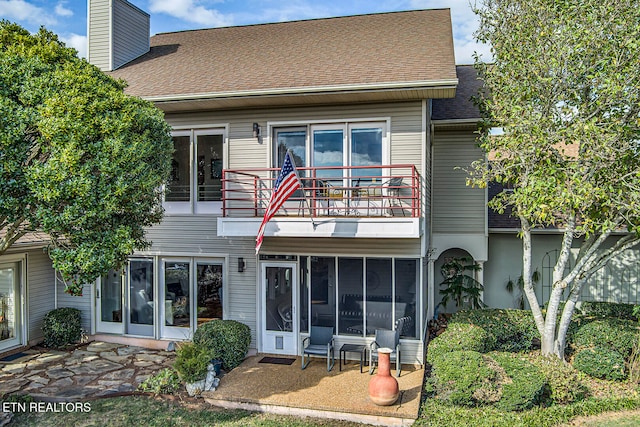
[273,121,388,185]
[165,129,225,214]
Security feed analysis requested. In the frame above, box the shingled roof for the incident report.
[110,9,457,106]
[432,64,482,121]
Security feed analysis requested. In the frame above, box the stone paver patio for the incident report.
[0,342,175,401]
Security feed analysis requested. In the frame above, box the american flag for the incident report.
[255,151,301,253]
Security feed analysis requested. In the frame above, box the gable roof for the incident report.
[110,9,458,112]
[432,64,482,122]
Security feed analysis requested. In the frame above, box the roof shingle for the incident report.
[110,9,457,99]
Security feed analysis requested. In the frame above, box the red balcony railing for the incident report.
[222,165,421,218]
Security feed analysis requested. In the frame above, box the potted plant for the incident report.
[173,342,212,396]
[437,257,485,310]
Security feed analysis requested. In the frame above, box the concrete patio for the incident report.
[0,343,423,426]
[204,354,424,426]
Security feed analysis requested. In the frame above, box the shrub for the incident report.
[573,346,627,381]
[530,355,588,404]
[580,301,638,321]
[451,309,538,352]
[426,350,499,407]
[173,342,212,383]
[138,368,182,395]
[569,318,639,357]
[489,352,546,411]
[427,323,496,364]
[193,319,251,371]
[42,307,82,348]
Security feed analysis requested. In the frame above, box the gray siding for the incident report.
[87,0,111,70]
[112,0,149,70]
[144,216,258,346]
[56,274,92,333]
[88,0,150,71]
[166,101,425,170]
[432,130,485,233]
[26,250,55,343]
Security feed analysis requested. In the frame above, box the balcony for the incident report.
[217,165,423,239]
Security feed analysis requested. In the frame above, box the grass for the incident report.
[10,395,362,427]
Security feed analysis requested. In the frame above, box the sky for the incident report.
[0,0,490,64]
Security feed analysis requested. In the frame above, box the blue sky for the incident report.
[0,0,489,64]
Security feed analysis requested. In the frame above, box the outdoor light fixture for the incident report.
[238,257,246,273]
[252,122,261,139]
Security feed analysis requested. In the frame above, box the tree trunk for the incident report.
[520,220,545,335]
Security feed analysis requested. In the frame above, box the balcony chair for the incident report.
[301,325,335,371]
[383,177,406,216]
[369,317,407,377]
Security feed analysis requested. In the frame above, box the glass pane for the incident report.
[196,134,223,201]
[166,135,191,202]
[395,259,418,338]
[313,129,343,183]
[276,129,306,168]
[196,263,223,326]
[366,258,393,335]
[130,260,154,326]
[165,262,191,328]
[265,267,293,332]
[310,257,335,328]
[338,258,363,335]
[299,256,309,333]
[351,128,383,182]
[101,270,122,323]
[0,264,18,343]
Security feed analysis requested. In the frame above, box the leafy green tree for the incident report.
[469,1,640,358]
[0,21,173,295]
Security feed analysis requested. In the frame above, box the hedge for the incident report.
[42,307,82,348]
[580,301,638,321]
[450,309,538,352]
[192,319,251,371]
[489,352,546,411]
[573,346,627,381]
[569,318,639,357]
[425,350,499,407]
[427,322,496,364]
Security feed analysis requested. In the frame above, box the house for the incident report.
[77,0,473,365]
[2,0,636,362]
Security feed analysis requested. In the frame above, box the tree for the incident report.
[469,1,640,358]
[0,22,173,295]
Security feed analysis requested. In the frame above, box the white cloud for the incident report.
[407,0,492,63]
[60,33,87,58]
[148,0,233,27]
[55,2,73,17]
[0,0,57,26]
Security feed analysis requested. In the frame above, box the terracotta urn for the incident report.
[369,347,399,406]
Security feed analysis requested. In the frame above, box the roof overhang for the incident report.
[142,79,458,113]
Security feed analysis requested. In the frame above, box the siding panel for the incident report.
[432,130,485,233]
[112,0,149,69]
[26,250,55,343]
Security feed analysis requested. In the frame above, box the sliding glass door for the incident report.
[0,261,22,352]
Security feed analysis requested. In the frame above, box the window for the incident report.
[300,255,419,339]
[165,129,225,213]
[272,121,387,183]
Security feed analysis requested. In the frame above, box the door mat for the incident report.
[258,356,296,365]
[0,352,27,362]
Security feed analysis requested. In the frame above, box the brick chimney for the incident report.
[87,0,150,71]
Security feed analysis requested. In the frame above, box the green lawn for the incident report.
[10,396,361,427]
